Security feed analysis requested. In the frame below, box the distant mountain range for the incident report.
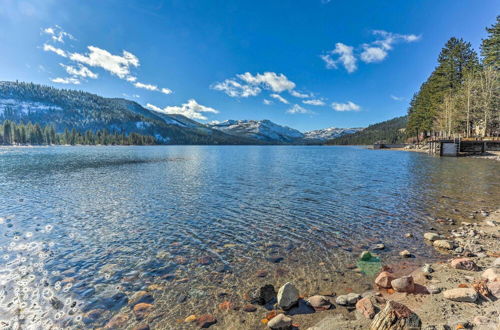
[0,81,400,145]
[207,120,363,143]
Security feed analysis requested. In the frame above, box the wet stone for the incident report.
[242,304,257,312]
[196,314,217,328]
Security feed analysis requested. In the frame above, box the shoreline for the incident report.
[305,209,500,329]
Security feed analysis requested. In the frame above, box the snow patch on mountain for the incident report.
[303,127,364,140]
[208,119,304,142]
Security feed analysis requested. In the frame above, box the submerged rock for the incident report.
[267,313,292,330]
[360,251,373,261]
[442,288,478,303]
[133,303,154,320]
[277,282,299,310]
[247,284,276,305]
[399,250,412,258]
[196,314,217,328]
[424,232,441,241]
[370,300,421,330]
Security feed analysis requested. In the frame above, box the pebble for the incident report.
[442,288,478,303]
[399,250,412,258]
[306,295,332,311]
[486,281,500,299]
[427,285,441,294]
[372,244,385,250]
[104,313,129,328]
[422,264,434,274]
[424,232,441,241]
[450,258,478,271]
[184,314,197,323]
[404,233,413,238]
[336,292,360,306]
[196,314,217,328]
[256,270,268,278]
[277,282,299,310]
[247,284,276,305]
[242,304,257,312]
[433,240,453,249]
[133,303,154,320]
[267,313,292,330]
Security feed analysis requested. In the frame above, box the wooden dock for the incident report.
[428,139,500,157]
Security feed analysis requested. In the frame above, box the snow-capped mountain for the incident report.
[207,119,304,143]
[303,127,364,141]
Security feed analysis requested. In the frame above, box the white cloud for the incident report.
[263,99,273,105]
[146,99,219,120]
[331,101,360,111]
[126,76,137,82]
[290,90,310,98]
[303,99,325,106]
[133,82,173,95]
[287,104,312,114]
[134,82,158,91]
[51,77,80,84]
[69,46,139,79]
[237,72,296,92]
[43,44,67,57]
[360,30,421,64]
[60,63,98,79]
[211,79,261,97]
[321,43,357,73]
[321,30,421,70]
[390,95,404,101]
[270,93,289,104]
[43,25,74,43]
[360,46,387,63]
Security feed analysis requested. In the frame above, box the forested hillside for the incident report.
[407,17,499,139]
[0,81,260,145]
[325,116,407,145]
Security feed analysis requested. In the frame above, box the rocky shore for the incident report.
[87,209,499,330]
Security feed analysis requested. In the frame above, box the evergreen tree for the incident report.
[481,16,500,69]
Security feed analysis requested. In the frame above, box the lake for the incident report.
[0,146,499,329]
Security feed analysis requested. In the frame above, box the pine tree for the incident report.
[481,16,500,69]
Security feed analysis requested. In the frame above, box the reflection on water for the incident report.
[0,146,498,328]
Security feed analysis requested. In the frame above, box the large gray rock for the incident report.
[336,293,360,306]
[370,300,421,330]
[391,276,415,293]
[442,288,478,303]
[277,282,299,310]
[268,313,292,330]
[306,295,332,311]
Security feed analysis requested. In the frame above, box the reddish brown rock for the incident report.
[196,314,217,328]
[450,258,479,271]
[375,271,395,289]
[198,256,212,265]
[306,295,332,311]
[356,297,376,319]
[218,301,234,311]
[242,304,257,312]
[104,313,129,329]
[133,303,154,320]
[256,270,268,277]
[132,324,150,330]
[487,281,500,298]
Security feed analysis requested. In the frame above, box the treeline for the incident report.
[326,116,407,145]
[0,120,157,146]
[407,16,499,139]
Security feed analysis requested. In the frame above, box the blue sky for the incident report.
[0,0,498,131]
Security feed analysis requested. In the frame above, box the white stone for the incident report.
[481,268,500,282]
[268,313,292,330]
[433,240,453,249]
[424,232,441,241]
[442,288,478,302]
[277,282,299,310]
